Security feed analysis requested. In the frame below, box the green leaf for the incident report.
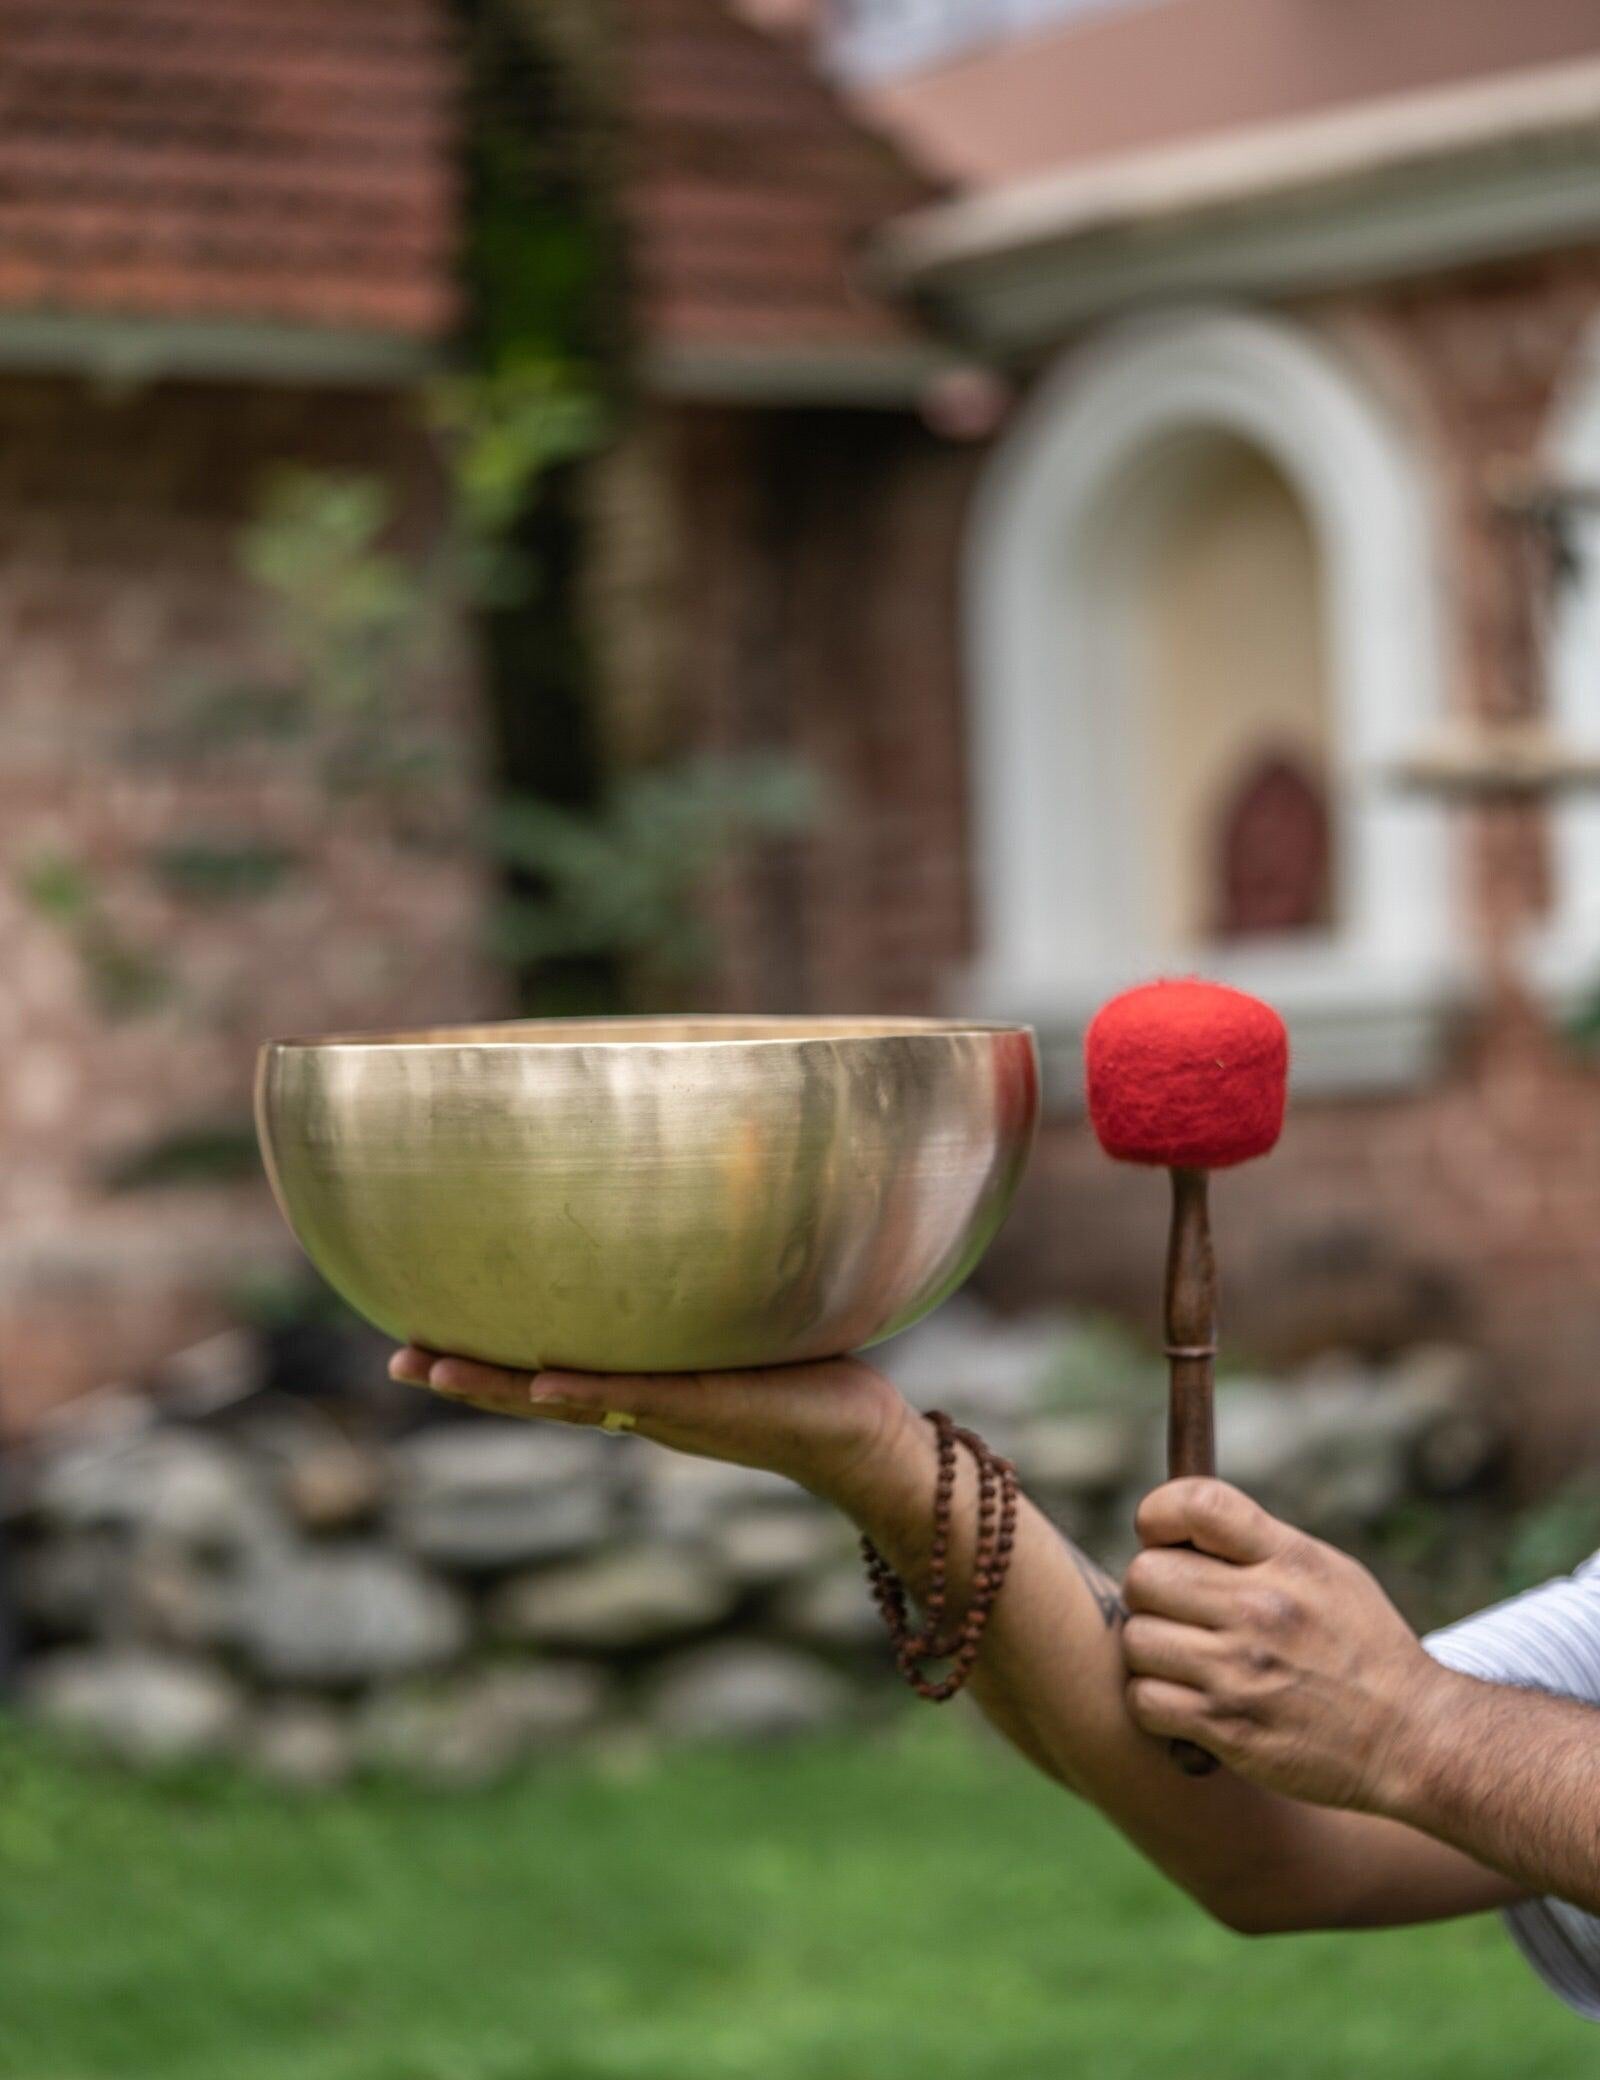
[18,850,95,924]
[103,1119,261,1191]
[488,754,821,985]
[80,931,174,1021]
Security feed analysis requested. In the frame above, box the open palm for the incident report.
[389,1345,908,1503]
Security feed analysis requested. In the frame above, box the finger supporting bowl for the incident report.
[255,1016,1039,1375]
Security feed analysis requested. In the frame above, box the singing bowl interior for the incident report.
[255,1015,1039,1375]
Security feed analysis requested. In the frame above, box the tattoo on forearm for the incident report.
[1063,1536,1126,1628]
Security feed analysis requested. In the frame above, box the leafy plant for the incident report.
[240,470,417,725]
[17,851,171,1021]
[492,755,821,984]
[432,359,603,558]
[103,1120,262,1192]
[1497,1481,1600,1596]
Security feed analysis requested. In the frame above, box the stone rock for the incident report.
[404,1482,611,1575]
[391,1422,613,1570]
[1387,1343,1501,1494]
[773,1564,884,1652]
[489,1544,733,1651]
[248,1701,356,1790]
[361,1688,511,1787]
[1209,1381,1313,1496]
[1410,1404,1501,1495]
[25,1388,152,1471]
[1010,1413,1141,1497]
[1387,1341,1490,1407]
[281,1442,387,1536]
[1215,1377,1411,1527]
[228,1545,467,1686]
[125,1542,230,1650]
[646,1644,852,1742]
[1147,1355,1500,1531]
[482,1662,615,1746]
[393,1420,608,1495]
[15,1529,228,1649]
[33,1425,267,1556]
[12,1535,117,1636]
[239,1404,387,1535]
[709,1507,846,1590]
[640,1453,795,1536]
[360,1664,613,1785]
[150,1330,266,1417]
[24,1649,242,1764]
[877,1296,1084,1420]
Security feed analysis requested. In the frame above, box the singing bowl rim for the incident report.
[260,1014,1035,1056]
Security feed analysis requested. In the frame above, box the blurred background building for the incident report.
[7,0,1600,1483]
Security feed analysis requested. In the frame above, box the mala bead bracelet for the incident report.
[860,1410,1018,1702]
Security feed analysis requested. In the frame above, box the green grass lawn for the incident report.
[1,1714,1592,2080]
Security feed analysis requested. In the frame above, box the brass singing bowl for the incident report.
[255,1016,1039,1375]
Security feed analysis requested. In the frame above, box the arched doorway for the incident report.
[966,306,1453,1089]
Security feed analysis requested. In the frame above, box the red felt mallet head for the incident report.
[1085,978,1288,1173]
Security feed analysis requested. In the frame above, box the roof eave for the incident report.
[876,58,1600,352]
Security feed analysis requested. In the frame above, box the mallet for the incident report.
[1085,978,1289,1777]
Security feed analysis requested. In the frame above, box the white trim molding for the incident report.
[959,305,1460,1099]
[1531,317,1600,1018]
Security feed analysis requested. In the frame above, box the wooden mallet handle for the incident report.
[1163,1167,1221,1777]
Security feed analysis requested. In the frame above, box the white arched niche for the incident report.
[963,306,1455,1093]
[1535,318,1600,1006]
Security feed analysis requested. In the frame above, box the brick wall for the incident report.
[653,251,1600,1484]
[663,405,978,1016]
[0,375,494,1429]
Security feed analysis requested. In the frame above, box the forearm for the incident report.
[818,1405,1341,1923]
[1377,1668,1600,1913]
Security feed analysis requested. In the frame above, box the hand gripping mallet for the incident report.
[1085,979,1289,1777]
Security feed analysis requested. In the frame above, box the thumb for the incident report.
[1135,1476,1287,1564]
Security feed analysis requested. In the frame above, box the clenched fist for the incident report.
[1121,1477,1455,1815]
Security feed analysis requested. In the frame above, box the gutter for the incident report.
[0,312,444,390]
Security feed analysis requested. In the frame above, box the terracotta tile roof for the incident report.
[618,0,938,366]
[0,0,459,339]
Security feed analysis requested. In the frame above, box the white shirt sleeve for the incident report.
[1424,1554,1600,2021]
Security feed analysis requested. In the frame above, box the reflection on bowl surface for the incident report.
[256,1016,1039,1375]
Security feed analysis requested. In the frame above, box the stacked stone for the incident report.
[2,1299,1501,1788]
